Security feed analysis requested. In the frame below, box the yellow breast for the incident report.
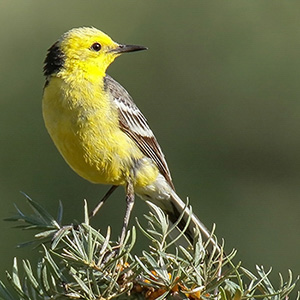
[42,76,145,186]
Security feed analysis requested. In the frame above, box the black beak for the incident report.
[111,44,148,54]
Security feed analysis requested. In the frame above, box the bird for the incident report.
[42,27,219,250]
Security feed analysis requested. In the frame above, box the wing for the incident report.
[104,75,174,189]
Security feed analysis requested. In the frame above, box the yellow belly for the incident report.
[42,77,158,187]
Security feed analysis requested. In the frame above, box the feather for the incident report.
[104,75,174,189]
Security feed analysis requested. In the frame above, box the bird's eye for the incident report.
[90,42,101,52]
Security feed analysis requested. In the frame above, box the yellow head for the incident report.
[43,27,147,78]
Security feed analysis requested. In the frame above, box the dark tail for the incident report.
[150,189,221,252]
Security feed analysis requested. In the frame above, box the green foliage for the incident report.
[1,195,299,300]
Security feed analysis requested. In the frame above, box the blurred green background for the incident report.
[0,0,299,292]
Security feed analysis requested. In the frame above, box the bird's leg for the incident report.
[89,185,118,219]
[119,180,135,246]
